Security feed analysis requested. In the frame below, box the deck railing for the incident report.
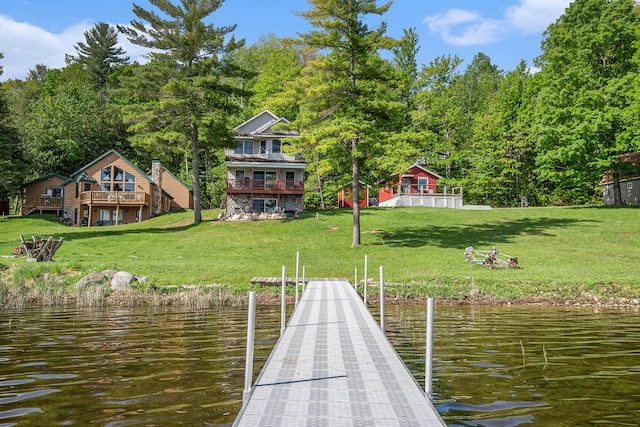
[24,196,62,214]
[227,179,304,194]
[391,184,463,198]
[79,191,149,205]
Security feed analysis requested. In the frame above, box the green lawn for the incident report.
[1,206,639,302]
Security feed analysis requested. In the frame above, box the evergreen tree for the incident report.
[293,0,401,247]
[118,0,251,224]
[69,22,129,89]
[392,27,420,109]
[0,54,22,200]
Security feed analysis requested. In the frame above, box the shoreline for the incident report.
[3,289,638,310]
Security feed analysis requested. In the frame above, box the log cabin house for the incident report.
[22,150,192,226]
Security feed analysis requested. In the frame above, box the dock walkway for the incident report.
[234,278,446,426]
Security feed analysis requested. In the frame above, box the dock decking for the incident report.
[234,278,446,426]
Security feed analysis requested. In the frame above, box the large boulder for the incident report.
[75,271,108,289]
[110,271,137,291]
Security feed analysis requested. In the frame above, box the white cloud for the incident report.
[506,0,572,34]
[0,15,150,81]
[423,1,571,47]
[423,9,502,46]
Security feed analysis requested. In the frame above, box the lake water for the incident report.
[0,304,638,426]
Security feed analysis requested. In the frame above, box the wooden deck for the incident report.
[250,277,332,286]
[234,279,446,426]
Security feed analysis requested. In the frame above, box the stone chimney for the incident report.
[151,160,163,216]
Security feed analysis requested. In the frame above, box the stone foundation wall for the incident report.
[226,194,303,215]
[226,194,252,214]
[279,195,303,213]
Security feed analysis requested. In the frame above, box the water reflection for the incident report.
[378,305,640,427]
[0,305,638,426]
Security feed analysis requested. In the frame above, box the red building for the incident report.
[378,165,441,203]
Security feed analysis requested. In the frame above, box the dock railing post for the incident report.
[295,251,300,307]
[281,266,286,336]
[426,297,434,399]
[354,267,358,292]
[243,291,256,405]
[380,266,385,332]
[363,255,368,306]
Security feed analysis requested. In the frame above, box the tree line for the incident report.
[1,0,640,244]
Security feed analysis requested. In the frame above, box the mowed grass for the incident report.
[0,206,638,301]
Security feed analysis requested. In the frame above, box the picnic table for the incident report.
[20,235,64,262]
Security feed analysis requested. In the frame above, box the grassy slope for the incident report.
[1,206,638,302]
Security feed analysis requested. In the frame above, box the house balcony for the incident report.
[226,179,304,195]
[24,196,62,215]
[79,191,150,206]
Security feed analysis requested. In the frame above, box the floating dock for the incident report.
[234,278,446,426]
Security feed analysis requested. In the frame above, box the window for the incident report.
[235,170,245,180]
[260,140,267,154]
[234,140,253,154]
[98,209,122,226]
[285,172,295,188]
[418,177,428,193]
[627,182,634,190]
[101,167,111,181]
[264,171,277,189]
[45,188,62,197]
[253,198,278,213]
[99,209,111,225]
[114,167,124,181]
[272,139,282,154]
[83,183,91,192]
[100,166,135,192]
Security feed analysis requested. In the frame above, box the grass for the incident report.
[0,206,639,305]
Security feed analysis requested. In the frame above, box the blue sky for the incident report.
[0,0,572,81]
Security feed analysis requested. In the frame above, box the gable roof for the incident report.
[70,149,154,184]
[158,164,192,192]
[234,110,279,132]
[408,164,442,179]
[72,172,97,183]
[234,110,298,137]
[601,152,640,184]
[23,173,70,187]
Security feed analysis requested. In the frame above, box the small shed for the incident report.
[338,181,372,208]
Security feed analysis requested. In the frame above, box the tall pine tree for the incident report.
[69,23,129,90]
[293,0,400,247]
[118,0,250,224]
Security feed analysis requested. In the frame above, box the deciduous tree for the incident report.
[534,0,640,204]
